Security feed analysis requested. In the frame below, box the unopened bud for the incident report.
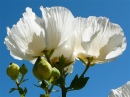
[19,64,28,75]
[33,57,52,80]
[6,63,20,80]
[51,67,60,80]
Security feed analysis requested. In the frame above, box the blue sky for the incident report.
[0,0,130,97]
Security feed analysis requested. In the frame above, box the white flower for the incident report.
[50,36,76,73]
[4,6,76,62]
[108,81,130,97]
[40,6,75,50]
[40,6,76,73]
[4,7,46,61]
[74,16,126,64]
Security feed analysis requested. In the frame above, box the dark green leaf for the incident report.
[23,87,27,95]
[33,84,41,88]
[18,87,24,95]
[9,88,18,93]
[76,76,89,90]
[21,79,28,83]
[70,74,78,88]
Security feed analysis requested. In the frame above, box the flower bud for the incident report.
[19,64,28,75]
[6,63,20,80]
[51,67,60,80]
[33,57,52,80]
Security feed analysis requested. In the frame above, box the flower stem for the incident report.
[60,74,67,97]
[80,63,90,78]
[61,85,67,97]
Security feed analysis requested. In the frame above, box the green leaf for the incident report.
[69,75,89,90]
[18,87,24,95]
[70,74,78,88]
[23,87,27,95]
[76,76,89,90]
[9,88,18,93]
[33,84,41,88]
[21,79,28,83]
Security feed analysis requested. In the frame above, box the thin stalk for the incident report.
[80,63,90,78]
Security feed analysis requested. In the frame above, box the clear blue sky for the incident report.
[0,0,130,97]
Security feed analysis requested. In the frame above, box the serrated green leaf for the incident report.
[9,88,18,93]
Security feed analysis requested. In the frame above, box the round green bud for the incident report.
[6,63,20,80]
[19,64,28,75]
[33,57,52,80]
[51,67,60,80]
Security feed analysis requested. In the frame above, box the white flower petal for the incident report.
[50,36,76,62]
[77,16,126,63]
[108,81,130,97]
[4,7,46,61]
[40,6,75,49]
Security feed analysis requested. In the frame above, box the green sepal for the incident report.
[9,88,18,93]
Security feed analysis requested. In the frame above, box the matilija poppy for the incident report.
[4,6,76,63]
[108,81,130,97]
[74,16,126,64]
[4,7,46,61]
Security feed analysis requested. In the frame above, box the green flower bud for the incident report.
[6,63,20,80]
[33,57,52,80]
[51,67,60,80]
[19,64,28,75]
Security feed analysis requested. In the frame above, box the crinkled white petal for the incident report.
[4,7,46,61]
[77,16,126,63]
[40,6,75,50]
[108,81,130,97]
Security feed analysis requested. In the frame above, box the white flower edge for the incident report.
[4,7,46,61]
[108,81,130,97]
[40,6,75,50]
[74,16,126,64]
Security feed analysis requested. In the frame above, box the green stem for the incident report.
[80,63,90,78]
[19,74,24,84]
[61,85,67,97]
[49,82,55,93]
[60,75,67,97]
